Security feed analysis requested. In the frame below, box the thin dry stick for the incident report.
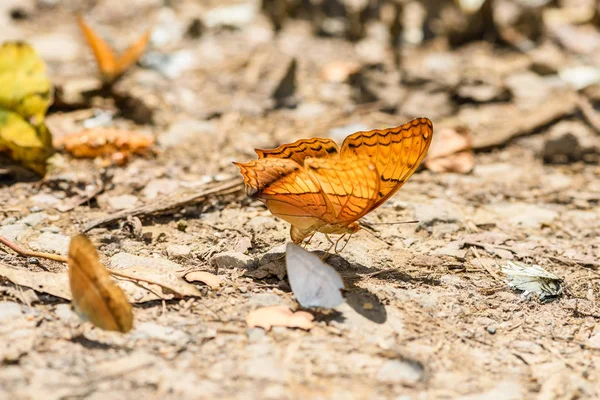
[83,178,244,232]
[0,235,183,296]
[469,246,502,282]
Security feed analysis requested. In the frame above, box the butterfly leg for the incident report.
[301,232,316,249]
[334,234,353,254]
[321,234,336,261]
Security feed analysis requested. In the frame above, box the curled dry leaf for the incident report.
[246,305,314,331]
[320,60,361,83]
[425,126,474,174]
[57,127,154,165]
[184,270,222,290]
[68,234,133,333]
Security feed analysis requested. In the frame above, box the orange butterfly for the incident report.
[77,15,151,85]
[235,117,433,245]
[68,234,133,333]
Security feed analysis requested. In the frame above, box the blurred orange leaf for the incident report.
[57,127,154,165]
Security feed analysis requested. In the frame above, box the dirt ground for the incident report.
[1,0,600,399]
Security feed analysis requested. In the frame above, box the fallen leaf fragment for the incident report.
[57,127,154,165]
[0,42,53,175]
[184,270,222,290]
[425,126,474,173]
[246,305,314,331]
[320,60,361,83]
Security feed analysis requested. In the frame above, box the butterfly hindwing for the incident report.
[303,156,379,223]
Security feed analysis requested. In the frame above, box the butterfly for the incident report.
[235,117,433,246]
[77,15,151,85]
[68,234,133,333]
[286,243,345,308]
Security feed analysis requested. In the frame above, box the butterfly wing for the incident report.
[115,28,152,78]
[285,243,345,308]
[76,16,119,82]
[234,158,330,232]
[303,156,380,224]
[68,234,133,333]
[255,137,339,165]
[340,117,433,211]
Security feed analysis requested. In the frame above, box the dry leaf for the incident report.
[184,270,222,290]
[57,127,154,165]
[0,262,71,300]
[425,126,474,173]
[246,305,314,331]
[0,42,53,175]
[320,60,361,83]
[68,234,133,333]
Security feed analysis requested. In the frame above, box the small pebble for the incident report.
[486,325,497,334]
[27,257,39,265]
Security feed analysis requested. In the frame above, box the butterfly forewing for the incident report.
[286,243,344,308]
[77,16,119,82]
[77,16,151,84]
[68,234,133,333]
[340,117,433,210]
[255,137,340,165]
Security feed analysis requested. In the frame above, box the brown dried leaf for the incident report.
[246,305,314,331]
[184,270,222,290]
[425,127,474,173]
[57,127,154,165]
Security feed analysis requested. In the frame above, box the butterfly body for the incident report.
[235,117,433,244]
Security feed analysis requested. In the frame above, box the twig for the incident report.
[0,235,68,263]
[469,246,502,282]
[83,178,244,232]
[576,94,600,134]
[0,235,183,296]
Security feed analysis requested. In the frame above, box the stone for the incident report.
[0,223,28,241]
[54,304,79,324]
[490,203,558,228]
[133,322,189,344]
[248,293,285,307]
[107,194,138,210]
[0,301,23,321]
[109,252,181,271]
[159,120,216,148]
[1,217,17,226]
[29,232,70,255]
[166,244,192,258]
[414,199,463,227]
[19,213,48,227]
[142,179,180,200]
[30,193,60,207]
[210,251,255,270]
[376,359,424,386]
[202,2,258,28]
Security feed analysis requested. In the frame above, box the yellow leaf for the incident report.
[0,108,52,175]
[0,42,53,124]
[0,41,53,175]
